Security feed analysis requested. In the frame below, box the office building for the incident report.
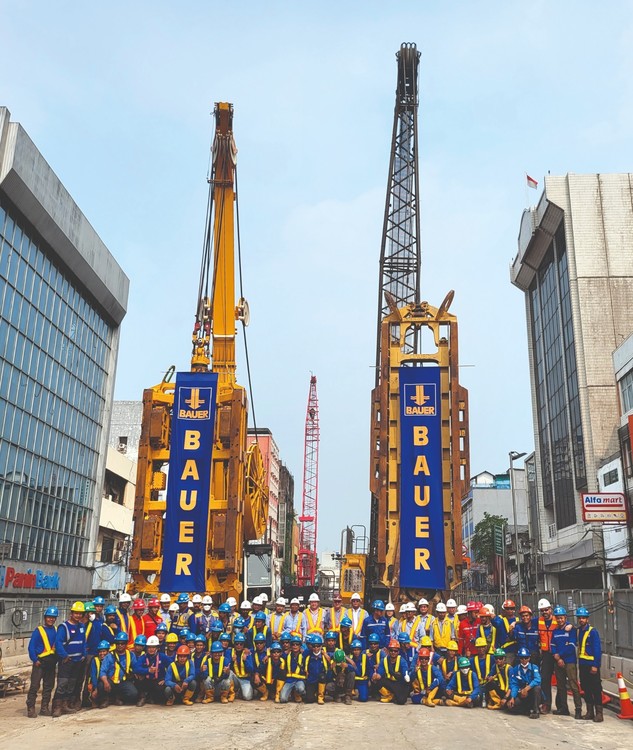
[0,107,128,604]
[511,173,633,588]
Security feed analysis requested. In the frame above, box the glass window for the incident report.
[620,369,633,414]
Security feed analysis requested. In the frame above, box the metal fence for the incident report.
[453,588,633,660]
[0,597,78,641]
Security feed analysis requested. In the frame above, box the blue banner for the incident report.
[399,366,446,589]
[161,371,218,592]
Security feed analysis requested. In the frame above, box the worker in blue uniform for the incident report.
[361,600,391,648]
[99,632,138,706]
[508,646,541,718]
[411,647,444,707]
[164,645,196,705]
[87,641,110,708]
[350,639,369,702]
[26,606,59,718]
[304,634,329,704]
[133,635,168,705]
[576,606,603,722]
[376,639,410,704]
[280,635,307,703]
[52,601,86,717]
[231,632,255,700]
[550,605,582,719]
[206,641,232,703]
[446,657,481,707]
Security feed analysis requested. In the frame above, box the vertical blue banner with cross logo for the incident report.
[399,366,446,589]
[161,371,218,592]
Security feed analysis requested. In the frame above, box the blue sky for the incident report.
[2,1,633,552]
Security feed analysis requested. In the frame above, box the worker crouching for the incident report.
[280,635,307,703]
[99,632,139,706]
[327,648,355,704]
[411,648,444,707]
[445,657,481,707]
[164,646,197,705]
[205,641,232,703]
[508,647,541,718]
[375,639,411,704]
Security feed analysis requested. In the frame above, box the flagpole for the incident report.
[524,172,529,208]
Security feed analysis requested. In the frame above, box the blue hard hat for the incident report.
[325,631,337,640]
[397,632,410,643]
[97,640,110,651]
[44,606,59,618]
[553,605,567,616]
[340,616,352,628]
[211,641,224,653]
[177,593,189,604]
[270,642,282,651]
[576,606,590,617]
[115,632,129,643]
[372,600,385,610]
[104,604,117,616]
[254,611,267,622]
[233,617,246,629]
[233,632,246,643]
[368,634,380,643]
[155,622,168,632]
[311,634,324,645]
[351,639,363,649]
[517,647,530,658]
[179,628,191,640]
[290,634,302,644]
[254,633,267,643]
[93,596,106,606]
[211,622,223,632]
[218,602,232,614]
[279,632,291,642]
[219,632,231,641]
[134,635,147,646]
[185,632,196,642]
[195,634,207,643]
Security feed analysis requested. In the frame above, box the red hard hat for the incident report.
[466,601,479,612]
[476,601,484,610]
[176,645,191,656]
[418,648,431,658]
[148,598,160,608]
[132,599,145,610]
[388,639,399,649]
[502,599,516,609]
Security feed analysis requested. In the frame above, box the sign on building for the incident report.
[581,493,627,523]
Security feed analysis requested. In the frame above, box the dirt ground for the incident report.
[0,688,632,750]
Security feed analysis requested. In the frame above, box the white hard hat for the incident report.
[119,592,132,603]
[169,603,179,612]
[202,595,213,605]
[187,601,193,609]
[252,594,263,605]
[350,593,361,601]
[456,604,468,615]
[418,598,428,606]
[446,599,457,608]
[275,597,286,606]
[227,597,237,607]
[484,604,495,616]
[146,635,160,647]
[240,600,252,609]
[192,594,203,604]
[160,593,171,604]
[399,603,407,613]
[435,602,447,613]
[538,598,551,610]
[308,593,320,602]
[260,593,269,602]
[385,602,395,611]
[405,602,417,612]
[290,597,300,605]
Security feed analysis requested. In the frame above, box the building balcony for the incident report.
[99,495,133,536]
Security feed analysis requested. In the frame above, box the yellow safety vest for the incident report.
[382,655,401,681]
[37,626,55,658]
[169,659,191,683]
[329,608,345,631]
[354,654,368,681]
[415,664,433,689]
[233,651,248,677]
[478,624,496,653]
[286,653,306,679]
[270,613,286,637]
[495,664,510,692]
[500,616,516,648]
[113,651,132,683]
[579,626,594,661]
[209,656,226,679]
[399,616,422,645]
[474,654,492,681]
[305,608,325,634]
[455,670,474,695]
[431,618,453,649]
[265,656,285,684]
[441,658,456,679]
[348,608,367,636]
[338,630,353,651]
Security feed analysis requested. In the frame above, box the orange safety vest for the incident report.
[538,617,555,652]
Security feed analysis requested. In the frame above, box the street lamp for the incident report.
[509,450,527,605]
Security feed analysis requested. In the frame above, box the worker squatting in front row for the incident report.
[25,592,604,721]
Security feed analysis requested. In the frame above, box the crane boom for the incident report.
[298,375,320,587]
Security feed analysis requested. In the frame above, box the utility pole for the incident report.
[509,450,526,605]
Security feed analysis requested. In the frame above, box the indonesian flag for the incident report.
[527,174,538,189]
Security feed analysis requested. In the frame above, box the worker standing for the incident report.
[576,606,603,722]
[347,593,369,640]
[158,594,172,624]
[493,600,518,664]
[417,598,435,635]
[361,600,391,647]
[458,602,480,656]
[284,598,306,638]
[430,603,453,658]
[116,593,136,643]
[350,639,369,702]
[514,605,539,661]
[52,601,86,717]
[396,602,425,648]
[269,598,287,640]
[536,598,556,713]
[26,606,59,718]
[328,593,346,632]
[171,593,192,635]
[142,598,162,639]
[550,605,582,719]
[305,593,327,635]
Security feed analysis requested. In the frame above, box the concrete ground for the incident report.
[0,693,631,750]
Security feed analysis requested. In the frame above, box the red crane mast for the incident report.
[298,375,319,587]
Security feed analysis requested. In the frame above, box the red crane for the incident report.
[298,375,319,586]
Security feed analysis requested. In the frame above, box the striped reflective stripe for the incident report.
[383,655,401,680]
[456,670,474,695]
[37,626,55,658]
[579,626,594,660]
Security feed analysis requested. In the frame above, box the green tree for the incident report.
[470,512,508,567]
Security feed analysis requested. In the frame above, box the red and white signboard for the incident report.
[581,493,627,523]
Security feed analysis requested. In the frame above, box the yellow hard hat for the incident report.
[448,640,459,651]
[420,636,432,647]
[475,637,487,648]
[70,601,85,613]
[166,633,179,643]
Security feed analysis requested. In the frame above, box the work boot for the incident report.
[379,687,393,703]
[317,683,325,705]
[574,707,583,720]
[136,695,146,707]
[423,696,437,708]
[553,708,570,715]
[227,684,235,703]
[27,705,37,719]
[344,692,353,705]
[114,698,123,706]
[540,703,550,715]
[98,699,109,709]
[582,703,595,720]
[529,710,540,719]
[39,703,51,717]
[294,691,303,703]
[61,700,79,715]
[51,700,63,718]
[166,695,175,706]
[257,684,268,702]
[220,690,229,704]
[182,689,195,706]
[202,689,214,704]
[594,706,604,723]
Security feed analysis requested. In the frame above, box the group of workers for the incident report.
[26,590,604,722]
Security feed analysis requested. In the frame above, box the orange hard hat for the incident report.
[418,648,431,658]
[478,608,490,617]
[519,605,532,615]
[176,645,191,656]
[502,599,516,609]
[388,639,399,649]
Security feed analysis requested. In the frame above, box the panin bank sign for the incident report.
[0,565,60,590]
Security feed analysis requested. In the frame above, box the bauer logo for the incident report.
[403,383,437,416]
[178,387,212,419]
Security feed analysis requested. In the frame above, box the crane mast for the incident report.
[129,103,268,597]
[297,375,320,587]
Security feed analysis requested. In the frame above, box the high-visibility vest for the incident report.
[415,664,433,689]
[348,608,367,636]
[209,657,226,679]
[431,618,453,649]
[399,616,422,645]
[305,608,325,634]
[168,659,191,683]
[113,651,132,683]
[579,626,594,661]
[441,658,456,679]
[495,664,510,692]
[478,624,497,653]
[338,630,353,651]
[538,617,555,652]
[253,648,268,671]
[382,656,401,681]
[499,617,516,648]
[270,613,286,637]
[286,653,306,679]
[473,654,492,681]
[233,651,249,677]
[265,656,285,684]
[455,670,474,695]
[329,608,345,631]
[354,654,368,681]
[37,626,55,658]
